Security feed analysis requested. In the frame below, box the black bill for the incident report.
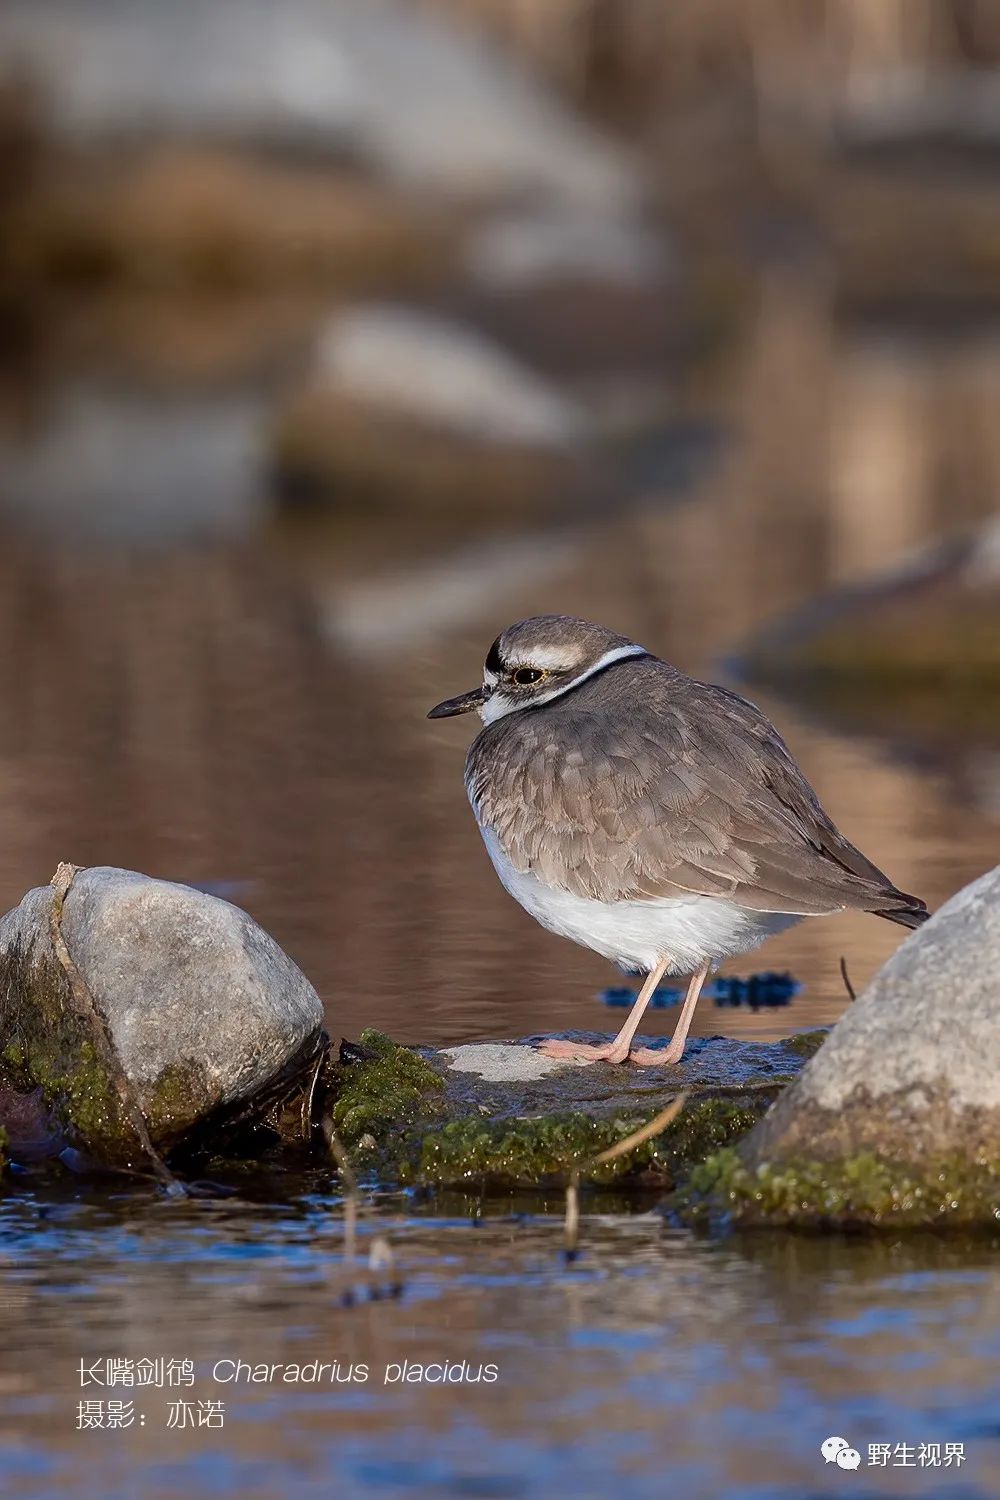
[427,686,489,719]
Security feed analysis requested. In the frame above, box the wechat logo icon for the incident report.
[821,1436,861,1470]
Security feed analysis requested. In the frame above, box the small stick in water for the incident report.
[562,1093,688,1262]
[368,1235,403,1300]
[564,1172,580,1261]
[839,956,856,1002]
[322,1118,358,1266]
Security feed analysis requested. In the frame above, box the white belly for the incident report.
[480,827,801,974]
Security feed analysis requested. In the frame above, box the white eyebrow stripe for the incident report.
[511,643,576,671]
[479,643,648,723]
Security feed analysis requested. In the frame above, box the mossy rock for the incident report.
[0,938,227,1165]
[671,1147,1000,1232]
[737,528,1000,745]
[327,1029,823,1191]
[672,873,1000,1231]
[0,867,324,1167]
[0,940,140,1163]
[779,1029,829,1059]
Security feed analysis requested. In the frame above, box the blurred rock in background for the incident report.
[0,0,639,206]
[272,304,591,517]
[0,0,674,541]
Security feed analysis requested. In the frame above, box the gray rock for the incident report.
[316,306,588,449]
[0,866,324,1158]
[0,0,639,213]
[747,865,1000,1167]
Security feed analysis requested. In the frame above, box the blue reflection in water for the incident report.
[603,972,802,1010]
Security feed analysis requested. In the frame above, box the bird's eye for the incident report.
[512,667,543,685]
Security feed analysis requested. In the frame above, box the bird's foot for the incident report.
[535,1037,685,1067]
[534,1037,630,1065]
[627,1045,683,1068]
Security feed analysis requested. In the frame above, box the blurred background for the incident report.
[0,0,998,1047]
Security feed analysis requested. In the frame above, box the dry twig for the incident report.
[301,1042,328,1141]
[592,1093,689,1165]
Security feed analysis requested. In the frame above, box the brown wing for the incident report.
[466,661,926,921]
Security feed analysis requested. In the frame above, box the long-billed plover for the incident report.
[428,616,928,1067]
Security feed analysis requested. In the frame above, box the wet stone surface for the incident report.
[434,1031,817,1117]
[327,1028,822,1191]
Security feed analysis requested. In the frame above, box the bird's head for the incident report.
[427,615,648,724]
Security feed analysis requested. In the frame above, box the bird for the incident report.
[427,615,928,1068]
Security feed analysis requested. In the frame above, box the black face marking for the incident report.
[484,635,505,675]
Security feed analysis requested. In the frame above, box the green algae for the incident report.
[672,1146,1000,1231]
[144,1058,218,1140]
[409,1094,773,1189]
[781,1029,830,1059]
[329,1029,446,1148]
[0,936,317,1162]
[0,940,138,1160]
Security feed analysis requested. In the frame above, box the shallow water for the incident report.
[0,485,994,1052]
[0,1179,997,1500]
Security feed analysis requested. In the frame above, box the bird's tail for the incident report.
[875,890,929,931]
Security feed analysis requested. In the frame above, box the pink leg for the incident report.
[536,956,671,1065]
[630,961,712,1067]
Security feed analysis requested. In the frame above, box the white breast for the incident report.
[479,826,801,974]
